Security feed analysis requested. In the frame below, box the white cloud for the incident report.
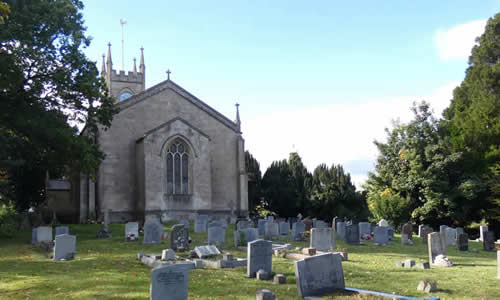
[244,81,460,189]
[435,20,486,61]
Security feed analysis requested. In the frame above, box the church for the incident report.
[73,44,248,223]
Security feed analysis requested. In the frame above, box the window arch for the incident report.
[166,138,190,194]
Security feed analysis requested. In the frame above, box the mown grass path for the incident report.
[0,223,498,299]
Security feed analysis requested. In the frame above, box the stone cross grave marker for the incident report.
[247,239,273,278]
[55,226,69,236]
[53,234,76,261]
[143,219,163,244]
[208,225,226,248]
[292,222,305,241]
[310,228,334,251]
[194,214,208,233]
[336,222,346,241]
[294,253,345,297]
[345,224,360,245]
[150,263,194,300]
[170,224,189,251]
[279,222,290,235]
[428,232,447,265]
[457,233,468,251]
[374,226,389,245]
[359,222,371,239]
[125,222,139,241]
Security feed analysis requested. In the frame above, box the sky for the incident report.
[81,1,499,188]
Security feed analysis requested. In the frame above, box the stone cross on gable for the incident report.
[166,69,171,80]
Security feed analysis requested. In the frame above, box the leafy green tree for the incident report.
[245,151,262,214]
[0,0,117,211]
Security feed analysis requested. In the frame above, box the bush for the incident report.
[0,204,20,238]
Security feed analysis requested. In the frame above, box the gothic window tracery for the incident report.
[166,139,189,194]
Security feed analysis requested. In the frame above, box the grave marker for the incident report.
[310,228,334,251]
[279,222,290,235]
[125,222,139,241]
[402,223,413,240]
[294,253,345,297]
[53,234,76,261]
[345,224,360,245]
[170,224,189,251]
[292,222,305,241]
[484,231,496,251]
[36,226,52,243]
[208,225,226,248]
[150,263,193,300]
[258,219,268,236]
[247,239,272,278]
[336,222,346,241]
[194,215,208,233]
[428,232,447,265]
[457,233,468,251]
[374,226,389,245]
[143,219,163,244]
[55,226,69,236]
[359,222,371,239]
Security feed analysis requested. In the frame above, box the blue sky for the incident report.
[81,1,500,187]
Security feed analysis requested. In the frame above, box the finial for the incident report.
[101,54,105,74]
[166,69,171,80]
[139,47,145,73]
[106,42,112,67]
[133,57,137,75]
[235,102,241,131]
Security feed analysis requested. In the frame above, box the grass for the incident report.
[0,223,498,300]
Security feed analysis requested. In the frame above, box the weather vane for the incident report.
[120,19,127,71]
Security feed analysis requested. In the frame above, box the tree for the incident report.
[245,151,262,214]
[288,152,312,214]
[0,0,117,211]
[261,160,298,217]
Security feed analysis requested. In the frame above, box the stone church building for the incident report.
[72,45,248,223]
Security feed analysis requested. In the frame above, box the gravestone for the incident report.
[374,226,389,245]
[457,233,468,251]
[312,218,317,228]
[332,217,339,232]
[55,226,69,236]
[418,225,424,237]
[53,234,76,261]
[31,228,37,244]
[256,289,276,300]
[179,220,190,230]
[302,219,313,232]
[445,227,457,246]
[428,232,448,265]
[125,222,139,241]
[456,227,464,236]
[208,219,227,229]
[421,226,433,244]
[161,249,176,261]
[345,224,360,245]
[402,223,413,240]
[235,227,259,247]
[359,222,371,239]
[267,216,274,222]
[378,219,389,227]
[279,222,290,235]
[294,253,345,297]
[36,226,52,243]
[484,231,496,251]
[265,222,279,239]
[237,220,250,231]
[480,225,488,241]
[258,219,268,236]
[143,219,163,244]
[97,209,112,238]
[440,225,448,233]
[208,225,226,248]
[292,222,306,241]
[315,220,327,229]
[401,234,411,245]
[170,224,189,251]
[150,263,193,300]
[194,215,208,233]
[194,245,220,258]
[310,228,334,251]
[387,226,394,240]
[336,222,346,241]
[247,239,273,278]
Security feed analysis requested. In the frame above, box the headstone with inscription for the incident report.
[418,225,424,237]
[310,228,334,251]
[457,233,468,251]
[150,263,194,300]
[194,245,220,258]
[294,253,345,297]
[336,222,346,241]
[374,226,389,245]
[125,222,139,241]
[143,219,163,244]
[428,232,447,265]
[247,239,273,278]
[55,226,69,236]
[345,224,360,245]
[292,222,305,241]
[53,234,76,261]
[170,224,189,251]
[258,219,268,236]
[440,225,448,234]
[194,215,208,233]
[279,222,290,236]
[208,225,226,248]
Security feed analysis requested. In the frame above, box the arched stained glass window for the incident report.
[166,139,189,194]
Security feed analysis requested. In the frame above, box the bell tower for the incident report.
[101,43,146,102]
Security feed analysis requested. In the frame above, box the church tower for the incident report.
[101,43,145,101]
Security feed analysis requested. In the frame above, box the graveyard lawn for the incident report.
[0,224,498,300]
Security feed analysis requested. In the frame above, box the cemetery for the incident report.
[1,218,499,299]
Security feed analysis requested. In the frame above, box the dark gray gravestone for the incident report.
[125,222,139,241]
[445,227,457,246]
[374,226,389,245]
[456,227,464,236]
[256,289,275,300]
[292,222,305,240]
[234,228,258,247]
[428,232,447,265]
[258,219,268,236]
[143,219,163,244]
[358,222,371,238]
[484,231,496,251]
[345,224,360,245]
[170,224,189,251]
[208,225,226,248]
[53,234,76,261]
[336,222,346,240]
[294,253,345,297]
[310,228,334,251]
[265,222,279,239]
[421,226,433,244]
[31,228,37,244]
[55,226,69,236]
[457,233,468,251]
[387,226,394,240]
[36,226,53,243]
[247,239,273,278]
[150,263,194,300]
[402,223,413,240]
[179,219,190,230]
[279,222,290,235]
[194,215,208,233]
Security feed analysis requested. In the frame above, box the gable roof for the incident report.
[117,79,239,133]
[136,117,210,144]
